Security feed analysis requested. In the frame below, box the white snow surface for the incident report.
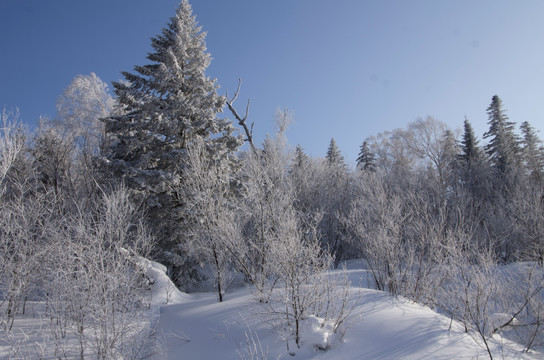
[147,260,542,360]
[1,259,541,359]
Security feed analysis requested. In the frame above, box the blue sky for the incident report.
[1,1,543,164]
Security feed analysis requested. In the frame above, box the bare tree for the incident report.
[54,72,114,159]
[175,138,241,301]
[225,110,295,298]
[226,79,255,151]
[44,186,155,359]
[365,128,417,177]
[343,171,410,295]
[0,191,52,332]
[401,116,458,187]
[509,179,544,264]
[262,206,355,352]
[0,108,26,199]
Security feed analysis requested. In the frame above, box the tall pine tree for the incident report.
[456,117,489,194]
[459,117,483,165]
[520,121,544,182]
[103,0,242,258]
[326,138,345,167]
[293,144,309,169]
[483,95,520,174]
[356,140,376,172]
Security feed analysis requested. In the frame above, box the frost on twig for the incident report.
[226,79,255,151]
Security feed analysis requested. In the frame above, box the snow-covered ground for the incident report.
[148,260,542,360]
[1,259,542,359]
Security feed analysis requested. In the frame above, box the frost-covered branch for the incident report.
[226,79,255,151]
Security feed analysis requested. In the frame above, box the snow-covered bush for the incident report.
[43,186,155,359]
[260,210,356,353]
[174,138,242,301]
[0,108,26,199]
[0,184,155,359]
[437,247,544,358]
[0,187,53,332]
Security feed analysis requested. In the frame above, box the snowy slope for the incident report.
[148,261,543,360]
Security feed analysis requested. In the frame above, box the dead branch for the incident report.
[226,79,255,152]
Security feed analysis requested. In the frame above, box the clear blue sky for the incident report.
[1,0,544,164]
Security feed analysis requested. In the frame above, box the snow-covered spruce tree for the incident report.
[321,138,351,264]
[456,117,488,192]
[459,117,483,166]
[481,96,523,260]
[31,120,76,210]
[290,145,310,200]
[325,138,345,167]
[292,145,309,171]
[356,140,376,172]
[483,95,521,176]
[102,0,242,277]
[289,145,320,215]
[520,121,544,183]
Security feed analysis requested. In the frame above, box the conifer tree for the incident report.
[483,95,520,174]
[103,0,242,260]
[290,145,313,213]
[459,117,483,165]
[293,144,309,169]
[520,121,544,182]
[356,140,376,172]
[326,138,345,167]
[439,129,459,186]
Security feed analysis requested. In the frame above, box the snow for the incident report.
[147,261,542,360]
[2,260,542,359]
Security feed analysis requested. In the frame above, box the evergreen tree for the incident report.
[356,140,376,172]
[32,120,75,202]
[520,121,544,182]
[322,137,350,263]
[290,145,314,213]
[326,138,345,167]
[103,1,242,260]
[456,117,490,195]
[459,117,483,165]
[439,129,459,186]
[483,95,520,174]
[293,144,309,169]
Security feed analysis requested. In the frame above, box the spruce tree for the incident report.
[326,138,345,167]
[103,1,242,261]
[520,121,544,182]
[356,140,376,172]
[459,117,482,164]
[290,145,311,210]
[483,95,520,174]
[293,144,309,169]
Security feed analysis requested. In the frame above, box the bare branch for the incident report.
[226,79,255,151]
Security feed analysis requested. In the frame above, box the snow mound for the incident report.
[141,257,190,306]
[299,315,344,351]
